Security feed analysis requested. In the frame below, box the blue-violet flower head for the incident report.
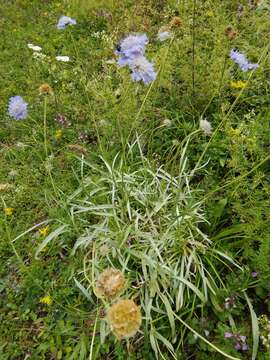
[57,16,77,30]
[230,49,259,72]
[128,56,157,84]
[157,31,171,42]
[8,96,28,120]
[116,34,148,66]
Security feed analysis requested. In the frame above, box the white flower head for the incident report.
[56,56,70,62]
[33,52,46,60]
[105,59,116,64]
[200,118,212,135]
[162,118,172,127]
[157,31,171,42]
[28,43,42,52]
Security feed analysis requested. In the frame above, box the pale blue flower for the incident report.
[157,31,171,42]
[116,34,148,66]
[230,49,259,72]
[128,56,157,84]
[8,96,28,120]
[57,16,76,30]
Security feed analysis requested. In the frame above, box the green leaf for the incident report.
[174,314,241,360]
[74,278,94,304]
[35,225,68,259]
[244,292,259,360]
[159,293,176,341]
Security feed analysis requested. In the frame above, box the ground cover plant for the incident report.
[1,0,270,359]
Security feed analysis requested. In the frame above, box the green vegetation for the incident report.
[1,0,270,359]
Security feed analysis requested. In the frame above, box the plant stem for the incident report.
[192,0,196,99]
[43,96,48,158]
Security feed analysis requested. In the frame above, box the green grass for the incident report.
[1,0,270,359]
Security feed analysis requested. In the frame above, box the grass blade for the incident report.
[35,224,68,259]
[244,292,259,360]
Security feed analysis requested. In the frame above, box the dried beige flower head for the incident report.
[39,83,53,95]
[0,183,14,192]
[170,16,182,28]
[67,144,87,155]
[107,299,141,339]
[95,268,126,299]
[200,119,212,135]
[224,26,238,40]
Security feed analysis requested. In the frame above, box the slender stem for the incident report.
[194,43,270,173]
[43,96,48,157]
[126,36,175,146]
[192,0,196,99]
[89,308,99,360]
[68,29,103,153]
[202,153,270,202]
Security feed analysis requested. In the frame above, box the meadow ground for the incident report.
[1,0,270,359]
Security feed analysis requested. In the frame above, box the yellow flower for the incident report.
[206,10,214,17]
[4,207,14,216]
[107,299,142,339]
[39,225,49,236]
[229,127,241,136]
[55,129,63,140]
[95,268,126,300]
[39,295,53,306]
[230,80,247,89]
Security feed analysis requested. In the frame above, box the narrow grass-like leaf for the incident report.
[174,314,241,360]
[159,292,176,340]
[212,250,243,271]
[35,224,68,259]
[244,292,259,360]
[74,278,94,304]
[12,220,50,243]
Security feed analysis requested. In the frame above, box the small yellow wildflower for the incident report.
[229,127,241,137]
[230,80,247,89]
[206,10,214,17]
[39,295,53,306]
[55,129,63,140]
[39,225,49,236]
[4,207,14,216]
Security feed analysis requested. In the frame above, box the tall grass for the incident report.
[52,138,242,357]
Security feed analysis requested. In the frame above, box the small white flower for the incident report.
[99,119,108,126]
[56,56,70,62]
[33,52,46,60]
[162,118,172,127]
[105,59,116,64]
[8,170,18,178]
[16,142,28,149]
[200,119,212,135]
[157,31,171,42]
[28,43,42,52]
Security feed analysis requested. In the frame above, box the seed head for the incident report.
[170,16,182,28]
[107,299,141,339]
[39,83,53,95]
[95,268,126,299]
